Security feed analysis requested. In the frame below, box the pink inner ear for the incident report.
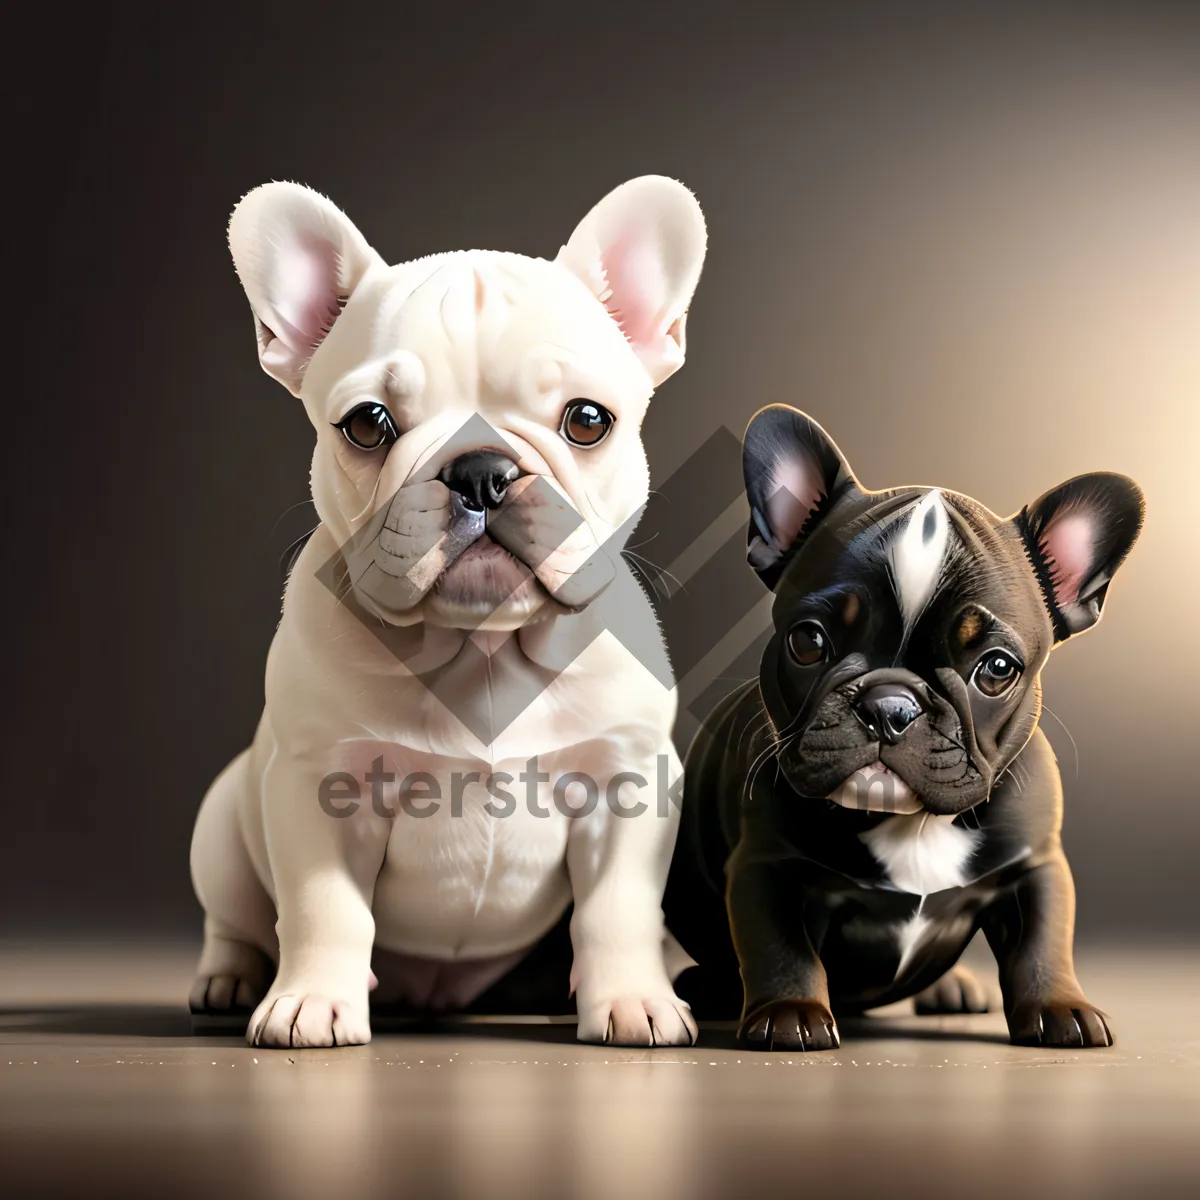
[600,227,667,349]
[1042,511,1094,606]
[767,457,822,547]
[267,232,343,354]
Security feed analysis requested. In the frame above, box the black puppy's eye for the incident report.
[973,650,1023,698]
[560,400,614,448]
[336,403,398,451]
[787,622,829,667]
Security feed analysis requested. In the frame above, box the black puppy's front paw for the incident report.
[1009,1000,1112,1048]
[739,1000,840,1051]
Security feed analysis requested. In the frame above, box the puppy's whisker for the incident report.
[743,701,809,797]
[742,731,784,806]
[624,529,663,551]
[270,497,317,536]
[1040,705,1080,781]
[733,710,774,765]
[623,549,683,594]
[740,675,826,808]
[346,473,386,529]
[622,551,675,602]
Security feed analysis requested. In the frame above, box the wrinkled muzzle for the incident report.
[340,448,618,628]
[774,665,993,815]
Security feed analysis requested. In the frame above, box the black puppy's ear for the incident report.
[743,405,859,588]
[1015,472,1144,641]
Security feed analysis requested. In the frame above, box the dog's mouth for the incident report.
[433,534,539,606]
[827,762,924,815]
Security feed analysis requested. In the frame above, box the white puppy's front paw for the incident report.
[576,993,698,1047]
[247,987,371,1049]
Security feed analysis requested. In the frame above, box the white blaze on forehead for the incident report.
[887,489,953,629]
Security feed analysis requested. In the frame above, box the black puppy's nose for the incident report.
[858,685,922,744]
[439,450,521,511]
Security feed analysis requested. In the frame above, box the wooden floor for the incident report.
[1,940,1196,1199]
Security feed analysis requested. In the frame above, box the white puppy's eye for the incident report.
[335,403,399,451]
[560,400,614,448]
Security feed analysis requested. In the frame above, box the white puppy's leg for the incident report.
[246,754,392,1049]
[190,921,275,1014]
[567,746,697,1047]
[190,750,278,1016]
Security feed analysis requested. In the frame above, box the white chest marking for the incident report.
[859,812,983,897]
[887,490,953,631]
[893,905,932,979]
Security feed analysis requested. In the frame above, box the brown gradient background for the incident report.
[5,1,1197,941]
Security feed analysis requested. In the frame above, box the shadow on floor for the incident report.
[0,1005,1011,1048]
[0,1005,194,1038]
[837,1017,1011,1046]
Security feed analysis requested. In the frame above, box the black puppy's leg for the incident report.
[728,859,838,1051]
[982,849,1112,1048]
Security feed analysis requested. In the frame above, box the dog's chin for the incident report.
[826,763,925,815]
[424,536,553,630]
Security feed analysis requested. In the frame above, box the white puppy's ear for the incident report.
[557,175,707,386]
[228,182,384,395]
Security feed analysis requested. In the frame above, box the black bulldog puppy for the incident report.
[666,405,1143,1051]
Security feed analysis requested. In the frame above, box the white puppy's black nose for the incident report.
[440,451,521,512]
[857,685,922,744]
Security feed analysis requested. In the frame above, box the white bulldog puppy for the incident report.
[189,176,707,1048]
